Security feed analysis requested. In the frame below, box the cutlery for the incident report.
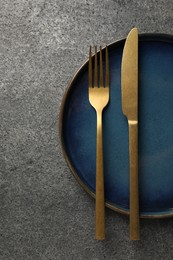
[121,28,140,240]
[88,46,109,240]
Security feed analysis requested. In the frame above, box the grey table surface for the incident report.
[1,0,173,259]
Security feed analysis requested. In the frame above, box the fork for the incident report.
[88,46,109,240]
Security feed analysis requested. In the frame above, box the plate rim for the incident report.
[59,33,173,218]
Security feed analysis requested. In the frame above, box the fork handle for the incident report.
[128,120,140,240]
[96,110,105,240]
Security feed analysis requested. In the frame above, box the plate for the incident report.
[59,34,173,218]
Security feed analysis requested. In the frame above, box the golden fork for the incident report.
[88,46,109,240]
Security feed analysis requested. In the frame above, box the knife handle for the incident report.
[95,111,105,240]
[128,120,140,240]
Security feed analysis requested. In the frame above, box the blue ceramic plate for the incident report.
[60,34,173,218]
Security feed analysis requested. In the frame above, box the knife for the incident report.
[121,28,140,240]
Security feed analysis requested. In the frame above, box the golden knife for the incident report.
[121,28,140,240]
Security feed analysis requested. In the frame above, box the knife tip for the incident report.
[131,27,138,33]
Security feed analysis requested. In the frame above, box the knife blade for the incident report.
[121,28,140,240]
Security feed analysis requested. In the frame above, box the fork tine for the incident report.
[89,46,92,88]
[94,46,98,87]
[105,46,109,87]
[100,46,104,87]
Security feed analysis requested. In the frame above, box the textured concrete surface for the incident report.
[1,0,173,259]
